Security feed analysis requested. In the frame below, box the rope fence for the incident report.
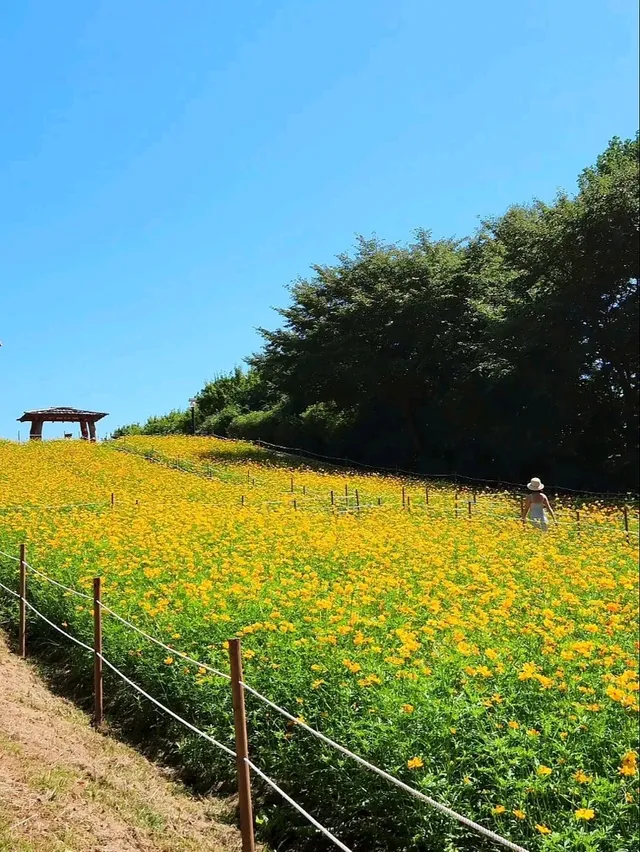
[114,439,640,501]
[0,544,533,852]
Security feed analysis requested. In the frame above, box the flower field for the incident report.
[0,438,638,852]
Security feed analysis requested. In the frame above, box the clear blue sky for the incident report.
[1,0,638,439]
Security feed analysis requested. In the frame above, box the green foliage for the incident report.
[115,135,639,489]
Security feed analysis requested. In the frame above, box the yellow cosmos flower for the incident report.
[537,765,552,777]
[575,808,595,821]
[573,770,592,784]
[620,751,638,776]
[407,757,424,770]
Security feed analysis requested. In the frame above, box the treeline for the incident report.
[114,136,639,491]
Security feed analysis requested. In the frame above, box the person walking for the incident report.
[522,477,556,530]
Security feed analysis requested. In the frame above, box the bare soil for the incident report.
[0,632,253,852]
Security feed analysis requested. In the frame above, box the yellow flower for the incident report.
[518,662,538,681]
[619,751,638,776]
[573,770,592,784]
[508,720,520,730]
[537,765,552,777]
[342,659,362,674]
[513,809,526,820]
[311,679,326,689]
[575,808,595,821]
[164,656,174,665]
[535,824,552,835]
[407,757,424,770]
[526,728,540,737]
[401,704,414,714]
[491,805,506,815]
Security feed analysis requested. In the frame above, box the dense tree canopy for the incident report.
[113,136,639,490]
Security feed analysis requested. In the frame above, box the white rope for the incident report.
[98,602,231,681]
[13,591,237,759]
[22,598,95,654]
[97,654,236,758]
[0,549,20,562]
[0,579,20,598]
[26,563,93,600]
[246,759,353,852]
[241,682,531,852]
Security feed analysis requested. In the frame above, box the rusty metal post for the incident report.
[93,578,104,728]
[18,544,26,658]
[228,639,255,852]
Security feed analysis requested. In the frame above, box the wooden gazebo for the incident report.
[18,407,108,441]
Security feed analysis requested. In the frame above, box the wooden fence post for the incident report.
[377,496,382,506]
[355,489,360,511]
[402,486,406,508]
[330,490,334,506]
[468,501,472,518]
[576,509,580,537]
[455,492,459,518]
[229,639,256,852]
[93,577,104,728]
[425,487,429,506]
[18,544,26,658]
[623,505,629,544]
[290,476,294,493]
[110,492,115,508]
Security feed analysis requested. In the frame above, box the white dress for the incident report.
[528,496,548,531]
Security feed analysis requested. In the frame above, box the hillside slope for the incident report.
[0,632,248,852]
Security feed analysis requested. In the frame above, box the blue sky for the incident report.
[1,0,638,439]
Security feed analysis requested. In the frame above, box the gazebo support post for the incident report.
[88,420,97,442]
[80,419,90,440]
[29,418,43,441]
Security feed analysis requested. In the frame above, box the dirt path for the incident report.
[0,632,249,852]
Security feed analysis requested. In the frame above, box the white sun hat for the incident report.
[527,477,544,491]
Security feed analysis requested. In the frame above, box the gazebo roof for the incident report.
[18,407,108,423]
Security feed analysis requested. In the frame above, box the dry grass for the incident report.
[0,632,253,852]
